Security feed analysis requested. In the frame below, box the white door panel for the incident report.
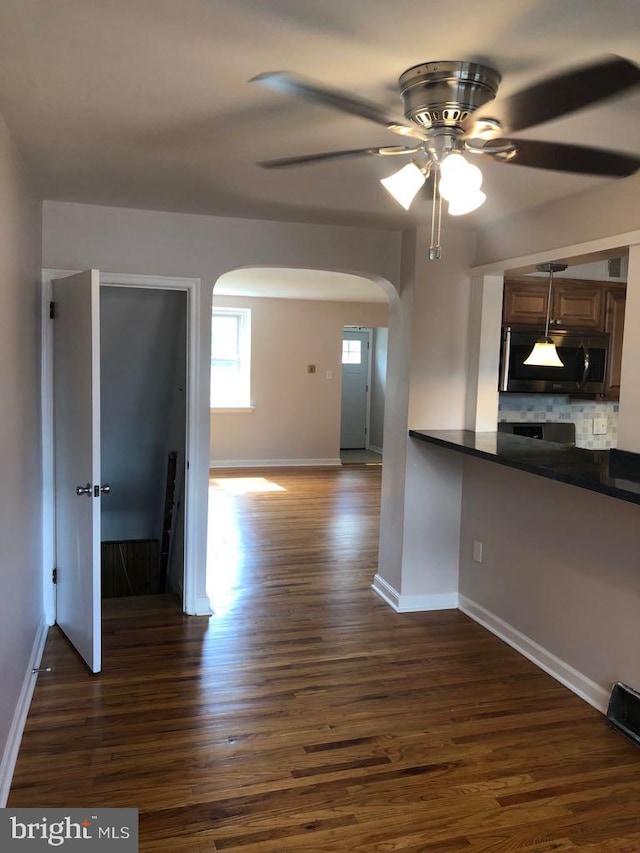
[340,329,370,449]
[53,269,102,673]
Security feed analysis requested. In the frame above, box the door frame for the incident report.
[41,269,208,625]
[341,326,373,450]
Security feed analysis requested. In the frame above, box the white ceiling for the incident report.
[0,0,639,233]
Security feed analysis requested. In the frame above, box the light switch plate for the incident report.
[593,417,607,435]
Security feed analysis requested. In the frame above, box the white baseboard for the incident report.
[369,445,383,456]
[372,574,459,613]
[210,458,341,469]
[458,595,610,714]
[193,595,213,617]
[0,619,48,806]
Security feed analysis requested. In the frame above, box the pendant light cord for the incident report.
[544,267,554,339]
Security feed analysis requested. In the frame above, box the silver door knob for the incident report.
[76,483,92,496]
[100,484,111,495]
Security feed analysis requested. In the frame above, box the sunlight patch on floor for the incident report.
[206,486,242,615]
[210,476,286,495]
[206,477,286,614]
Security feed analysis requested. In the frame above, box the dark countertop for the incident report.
[409,429,640,506]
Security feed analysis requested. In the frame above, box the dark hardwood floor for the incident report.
[9,465,640,851]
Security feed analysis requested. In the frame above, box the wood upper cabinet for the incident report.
[502,278,549,326]
[552,281,603,329]
[503,276,611,331]
[604,286,626,399]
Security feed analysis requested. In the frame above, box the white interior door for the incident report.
[53,269,102,673]
[340,328,371,449]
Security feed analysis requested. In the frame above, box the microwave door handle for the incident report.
[500,327,511,392]
[577,346,591,390]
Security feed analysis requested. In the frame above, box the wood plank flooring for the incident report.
[9,465,640,851]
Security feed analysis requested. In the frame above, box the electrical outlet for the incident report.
[473,540,483,563]
[593,417,607,435]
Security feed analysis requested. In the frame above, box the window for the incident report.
[342,339,362,364]
[210,307,251,408]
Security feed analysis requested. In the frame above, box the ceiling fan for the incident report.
[250,57,640,258]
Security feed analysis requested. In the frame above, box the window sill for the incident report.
[210,406,255,413]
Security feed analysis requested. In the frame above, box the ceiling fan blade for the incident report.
[257,146,418,169]
[463,55,640,136]
[483,138,640,177]
[250,71,428,141]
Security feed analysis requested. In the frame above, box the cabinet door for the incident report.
[502,278,549,326]
[552,282,603,330]
[604,288,626,399]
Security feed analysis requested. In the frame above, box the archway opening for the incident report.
[207,266,394,615]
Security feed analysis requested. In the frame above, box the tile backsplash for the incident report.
[498,394,618,449]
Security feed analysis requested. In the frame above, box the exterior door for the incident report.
[340,328,370,449]
[53,269,102,673]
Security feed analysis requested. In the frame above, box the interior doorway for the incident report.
[100,286,187,601]
[340,326,387,462]
[340,327,371,450]
[42,269,208,651]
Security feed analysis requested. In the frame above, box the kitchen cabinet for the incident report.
[502,276,626,400]
[503,276,605,330]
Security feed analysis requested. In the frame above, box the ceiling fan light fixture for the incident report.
[523,338,565,367]
[380,162,426,210]
[438,153,484,204]
[252,58,640,262]
[448,189,486,215]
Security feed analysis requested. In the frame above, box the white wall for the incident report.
[374,226,475,609]
[618,244,640,453]
[459,457,640,708]
[475,173,640,267]
[401,227,474,604]
[0,116,44,803]
[462,173,640,708]
[369,327,388,451]
[210,295,388,464]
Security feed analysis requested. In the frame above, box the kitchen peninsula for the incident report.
[409,429,640,505]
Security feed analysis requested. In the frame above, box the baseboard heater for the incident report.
[607,682,640,747]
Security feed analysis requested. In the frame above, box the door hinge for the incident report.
[49,301,56,319]
[52,568,58,585]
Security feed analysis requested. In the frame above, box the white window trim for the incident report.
[211,406,255,413]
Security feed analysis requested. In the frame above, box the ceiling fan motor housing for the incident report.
[399,61,501,129]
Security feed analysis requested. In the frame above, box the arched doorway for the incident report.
[207,265,395,613]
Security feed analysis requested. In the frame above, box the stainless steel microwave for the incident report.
[500,327,609,396]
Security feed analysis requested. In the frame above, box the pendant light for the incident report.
[523,263,568,367]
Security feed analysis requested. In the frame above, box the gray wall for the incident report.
[100,286,186,551]
[0,115,43,797]
[369,327,388,451]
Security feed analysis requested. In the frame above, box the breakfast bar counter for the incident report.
[409,429,640,506]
